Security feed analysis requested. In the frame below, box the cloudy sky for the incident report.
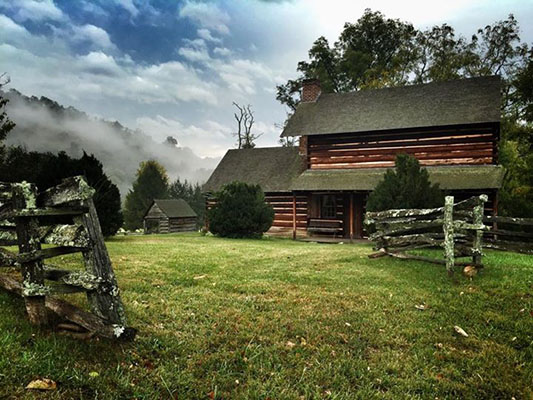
[1,0,532,158]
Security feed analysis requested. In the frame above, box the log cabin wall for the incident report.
[145,202,197,233]
[205,193,308,237]
[307,123,498,170]
[168,217,197,232]
[145,203,169,233]
[265,193,307,237]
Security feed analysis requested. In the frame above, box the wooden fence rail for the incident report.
[0,176,135,340]
[364,195,488,275]
[482,215,533,254]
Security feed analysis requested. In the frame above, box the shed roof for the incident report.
[202,147,306,193]
[281,76,501,137]
[145,199,197,219]
[292,165,505,191]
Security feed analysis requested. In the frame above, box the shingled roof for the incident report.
[281,76,501,137]
[202,147,306,193]
[147,199,197,218]
[292,165,505,191]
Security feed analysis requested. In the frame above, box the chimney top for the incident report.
[301,79,321,103]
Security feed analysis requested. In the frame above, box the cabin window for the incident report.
[321,195,337,219]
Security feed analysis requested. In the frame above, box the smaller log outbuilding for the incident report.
[143,199,197,234]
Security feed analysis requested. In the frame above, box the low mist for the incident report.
[3,90,221,196]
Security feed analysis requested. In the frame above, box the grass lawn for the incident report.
[0,233,532,399]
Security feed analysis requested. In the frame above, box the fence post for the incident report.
[75,197,126,327]
[77,197,127,328]
[12,182,48,325]
[472,195,487,266]
[443,196,455,276]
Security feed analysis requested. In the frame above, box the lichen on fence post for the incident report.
[443,196,455,276]
[77,197,127,330]
[12,182,49,325]
[472,194,488,266]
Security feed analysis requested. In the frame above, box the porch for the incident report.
[288,191,368,240]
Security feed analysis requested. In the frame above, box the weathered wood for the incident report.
[483,239,533,254]
[368,243,437,258]
[472,197,485,265]
[40,224,91,247]
[483,215,533,226]
[0,248,17,267]
[43,268,103,290]
[443,196,455,276]
[0,229,17,246]
[0,275,135,340]
[381,233,444,248]
[39,176,95,207]
[454,194,488,212]
[385,251,482,267]
[307,125,497,169]
[0,203,14,219]
[369,220,444,240]
[17,246,85,263]
[349,193,354,241]
[78,198,126,326]
[8,207,87,218]
[452,221,488,231]
[365,207,443,223]
[1,176,134,336]
[13,182,48,325]
[292,193,296,240]
[483,229,533,239]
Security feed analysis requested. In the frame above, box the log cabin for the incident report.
[203,76,504,240]
[143,199,197,234]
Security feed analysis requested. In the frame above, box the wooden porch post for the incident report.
[349,193,354,242]
[292,192,297,240]
[492,190,498,240]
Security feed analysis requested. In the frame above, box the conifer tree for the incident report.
[124,160,169,229]
[366,154,444,211]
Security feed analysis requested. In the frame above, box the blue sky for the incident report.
[1,0,532,157]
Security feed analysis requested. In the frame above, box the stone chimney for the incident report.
[301,79,321,102]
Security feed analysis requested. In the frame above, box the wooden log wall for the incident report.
[307,124,497,169]
[265,193,307,237]
[168,217,197,232]
[205,193,309,237]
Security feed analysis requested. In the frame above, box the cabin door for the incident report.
[344,193,364,239]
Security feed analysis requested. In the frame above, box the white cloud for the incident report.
[197,28,222,43]
[0,14,29,36]
[78,51,122,76]
[115,0,139,17]
[178,46,211,63]
[136,115,231,158]
[72,24,115,50]
[8,0,65,22]
[213,47,232,57]
[179,1,230,35]
[215,58,277,95]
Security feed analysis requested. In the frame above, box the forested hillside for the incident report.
[2,90,219,194]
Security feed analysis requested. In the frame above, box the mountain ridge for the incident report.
[3,89,220,195]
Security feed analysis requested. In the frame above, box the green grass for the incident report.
[0,233,532,399]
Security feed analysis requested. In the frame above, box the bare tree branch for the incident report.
[232,102,260,149]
